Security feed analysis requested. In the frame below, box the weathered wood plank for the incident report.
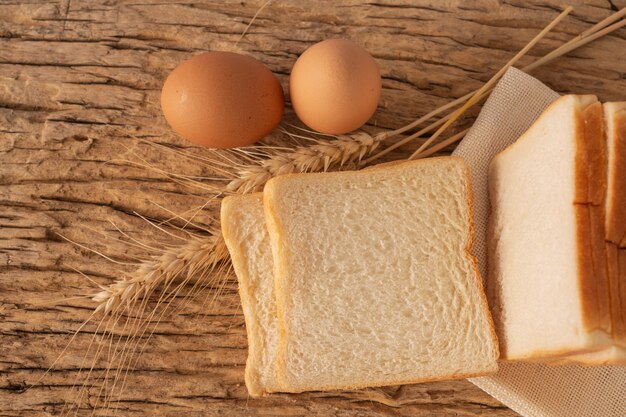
[2,0,625,415]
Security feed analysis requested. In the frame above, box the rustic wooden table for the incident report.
[2,1,625,416]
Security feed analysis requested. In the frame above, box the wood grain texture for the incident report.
[1,0,625,415]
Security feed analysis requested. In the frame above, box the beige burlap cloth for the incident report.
[452,67,626,417]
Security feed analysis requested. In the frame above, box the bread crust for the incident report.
[459,159,501,361]
[574,100,611,334]
[273,367,498,394]
[486,160,505,357]
[608,243,626,346]
[221,195,265,396]
[507,337,614,363]
[262,184,289,392]
[605,103,626,345]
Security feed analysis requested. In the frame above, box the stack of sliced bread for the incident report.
[488,95,625,364]
[222,158,500,395]
[222,94,625,396]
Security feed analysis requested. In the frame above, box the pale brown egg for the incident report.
[289,39,381,135]
[161,52,284,148]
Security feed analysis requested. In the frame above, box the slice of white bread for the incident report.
[221,193,279,396]
[264,157,499,392]
[488,94,612,361]
[558,102,626,365]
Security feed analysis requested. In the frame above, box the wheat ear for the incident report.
[92,231,229,315]
[226,131,381,193]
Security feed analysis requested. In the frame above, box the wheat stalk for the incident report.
[226,131,381,193]
[92,231,229,315]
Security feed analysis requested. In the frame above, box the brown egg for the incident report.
[289,39,381,135]
[161,52,284,148]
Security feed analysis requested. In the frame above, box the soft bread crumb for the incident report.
[264,157,499,392]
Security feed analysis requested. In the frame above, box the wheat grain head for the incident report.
[226,131,383,194]
[92,231,229,315]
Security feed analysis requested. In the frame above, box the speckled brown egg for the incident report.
[161,52,284,148]
[289,39,381,135]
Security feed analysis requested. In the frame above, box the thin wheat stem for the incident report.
[58,234,137,266]
[106,220,163,252]
[413,129,469,160]
[150,200,215,233]
[236,0,273,44]
[67,312,117,417]
[132,211,191,241]
[523,17,626,74]
[362,107,456,164]
[93,309,130,417]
